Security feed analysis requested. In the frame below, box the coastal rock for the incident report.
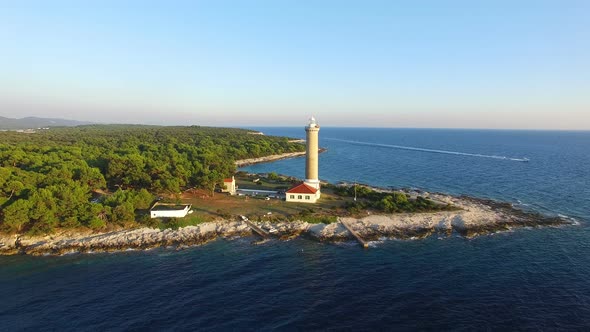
[14,221,249,256]
[235,152,307,167]
[307,222,351,241]
[333,194,570,241]
[0,234,18,255]
[0,193,575,256]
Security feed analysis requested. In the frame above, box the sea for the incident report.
[1,128,589,331]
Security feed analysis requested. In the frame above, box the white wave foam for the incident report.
[558,214,580,225]
[325,138,530,162]
[367,240,384,247]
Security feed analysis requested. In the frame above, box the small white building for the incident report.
[286,183,321,203]
[222,176,237,195]
[150,203,192,218]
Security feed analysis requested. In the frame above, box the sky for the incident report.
[1,0,589,129]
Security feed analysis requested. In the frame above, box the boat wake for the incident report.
[325,138,530,162]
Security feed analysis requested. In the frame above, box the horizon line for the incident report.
[2,115,589,132]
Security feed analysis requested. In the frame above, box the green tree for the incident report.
[83,203,108,229]
[0,167,11,188]
[393,192,408,205]
[28,188,59,232]
[78,166,107,189]
[378,196,397,213]
[5,181,24,200]
[134,189,154,209]
[0,124,305,234]
[112,202,135,224]
[2,199,32,233]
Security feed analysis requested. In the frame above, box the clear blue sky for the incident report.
[1,0,588,129]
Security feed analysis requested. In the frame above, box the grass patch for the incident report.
[299,215,338,224]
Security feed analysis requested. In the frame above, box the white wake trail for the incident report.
[324,138,530,162]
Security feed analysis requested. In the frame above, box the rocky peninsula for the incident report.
[235,148,326,167]
[235,151,307,167]
[0,192,572,256]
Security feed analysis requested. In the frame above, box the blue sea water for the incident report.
[1,128,590,330]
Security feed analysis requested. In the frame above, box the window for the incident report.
[290,195,295,199]
[298,195,302,199]
[305,195,310,200]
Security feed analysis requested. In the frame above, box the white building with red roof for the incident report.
[286,182,320,203]
[222,176,236,195]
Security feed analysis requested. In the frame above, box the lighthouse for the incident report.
[304,117,320,190]
[285,117,321,203]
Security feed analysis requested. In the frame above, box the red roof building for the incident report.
[286,182,320,203]
[222,176,236,195]
[287,182,318,194]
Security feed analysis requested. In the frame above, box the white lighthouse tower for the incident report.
[304,116,320,190]
[285,117,321,203]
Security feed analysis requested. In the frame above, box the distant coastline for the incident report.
[235,148,326,167]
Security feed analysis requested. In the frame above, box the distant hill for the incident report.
[0,116,92,130]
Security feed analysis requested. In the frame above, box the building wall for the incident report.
[286,191,320,203]
[150,206,190,218]
[222,181,236,194]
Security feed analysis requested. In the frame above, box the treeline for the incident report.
[334,185,455,213]
[0,125,303,234]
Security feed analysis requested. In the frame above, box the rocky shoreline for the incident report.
[235,151,307,167]
[0,194,574,256]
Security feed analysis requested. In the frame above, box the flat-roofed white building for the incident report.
[150,203,192,218]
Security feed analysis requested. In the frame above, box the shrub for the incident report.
[301,215,338,224]
[88,218,106,230]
